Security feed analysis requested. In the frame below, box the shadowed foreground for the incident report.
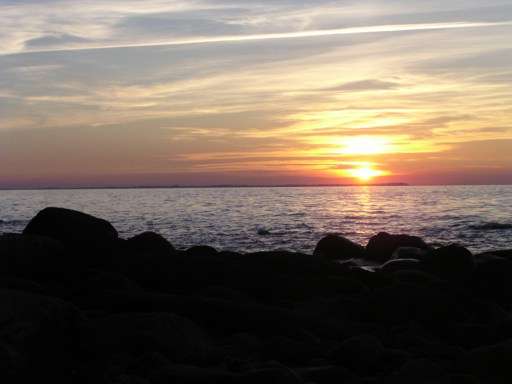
[1,207,512,383]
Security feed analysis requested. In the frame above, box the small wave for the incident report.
[469,222,512,230]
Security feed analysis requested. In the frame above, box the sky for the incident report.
[1,0,511,187]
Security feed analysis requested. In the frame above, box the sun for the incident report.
[346,165,387,183]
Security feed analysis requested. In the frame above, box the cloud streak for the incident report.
[5,20,512,56]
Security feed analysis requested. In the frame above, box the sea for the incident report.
[1,185,511,254]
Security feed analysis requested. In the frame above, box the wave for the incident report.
[469,222,512,230]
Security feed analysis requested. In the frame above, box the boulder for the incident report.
[127,232,175,256]
[392,247,429,261]
[391,358,445,384]
[297,366,356,384]
[186,246,218,258]
[379,259,423,274]
[82,313,210,363]
[455,339,512,383]
[0,289,82,381]
[366,232,429,262]
[23,207,118,246]
[0,233,68,282]
[329,334,385,374]
[470,255,512,303]
[424,245,475,282]
[314,235,365,260]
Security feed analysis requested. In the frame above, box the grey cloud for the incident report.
[24,33,90,48]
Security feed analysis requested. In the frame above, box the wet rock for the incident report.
[425,245,475,282]
[23,207,118,246]
[392,247,429,261]
[366,232,429,263]
[379,258,422,273]
[314,234,365,260]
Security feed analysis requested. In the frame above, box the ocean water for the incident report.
[0,185,511,254]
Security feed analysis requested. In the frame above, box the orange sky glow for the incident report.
[0,1,511,187]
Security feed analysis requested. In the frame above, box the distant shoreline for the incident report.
[0,183,411,191]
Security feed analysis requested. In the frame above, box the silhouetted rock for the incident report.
[297,366,357,384]
[82,313,211,363]
[0,233,69,282]
[455,339,512,383]
[0,289,82,381]
[425,244,475,282]
[392,246,429,261]
[329,335,385,374]
[23,206,118,245]
[127,231,175,256]
[314,234,365,260]
[471,255,512,303]
[186,245,218,257]
[379,258,423,273]
[366,232,429,262]
[392,358,445,384]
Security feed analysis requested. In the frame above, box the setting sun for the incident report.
[346,166,387,182]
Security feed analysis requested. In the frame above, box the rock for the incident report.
[186,246,218,258]
[0,289,82,381]
[379,259,422,273]
[314,235,365,260]
[238,366,304,384]
[329,335,385,374]
[297,366,356,384]
[455,339,512,383]
[425,245,475,282]
[23,207,118,246]
[127,232,175,256]
[83,313,211,363]
[150,364,236,384]
[471,255,512,303]
[0,233,68,282]
[80,270,140,292]
[392,247,429,261]
[391,270,441,286]
[392,358,445,384]
[366,232,429,263]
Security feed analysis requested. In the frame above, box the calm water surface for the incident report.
[1,185,511,253]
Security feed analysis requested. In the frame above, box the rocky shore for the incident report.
[1,207,512,383]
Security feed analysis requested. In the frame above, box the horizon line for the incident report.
[4,20,512,56]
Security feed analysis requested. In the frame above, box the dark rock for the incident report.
[82,313,211,363]
[391,358,445,384]
[186,246,218,258]
[314,234,365,260]
[379,258,422,273]
[238,366,303,384]
[0,289,82,381]
[23,207,118,245]
[392,247,429,261]
[455,339,512,383]
[425,245,475,282]
[150,364,236,384]
[471,255,512,303]
[391,270,442,286]
[80,270,140,292]
[0,233,68,282]
[329,335,385,374]
[297,366,357,384]
[127,232,175,256]
[366,232,429,262]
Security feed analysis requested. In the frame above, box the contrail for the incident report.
[4,20,512,56]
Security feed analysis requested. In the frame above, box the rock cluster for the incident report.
[0,207,511,383]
